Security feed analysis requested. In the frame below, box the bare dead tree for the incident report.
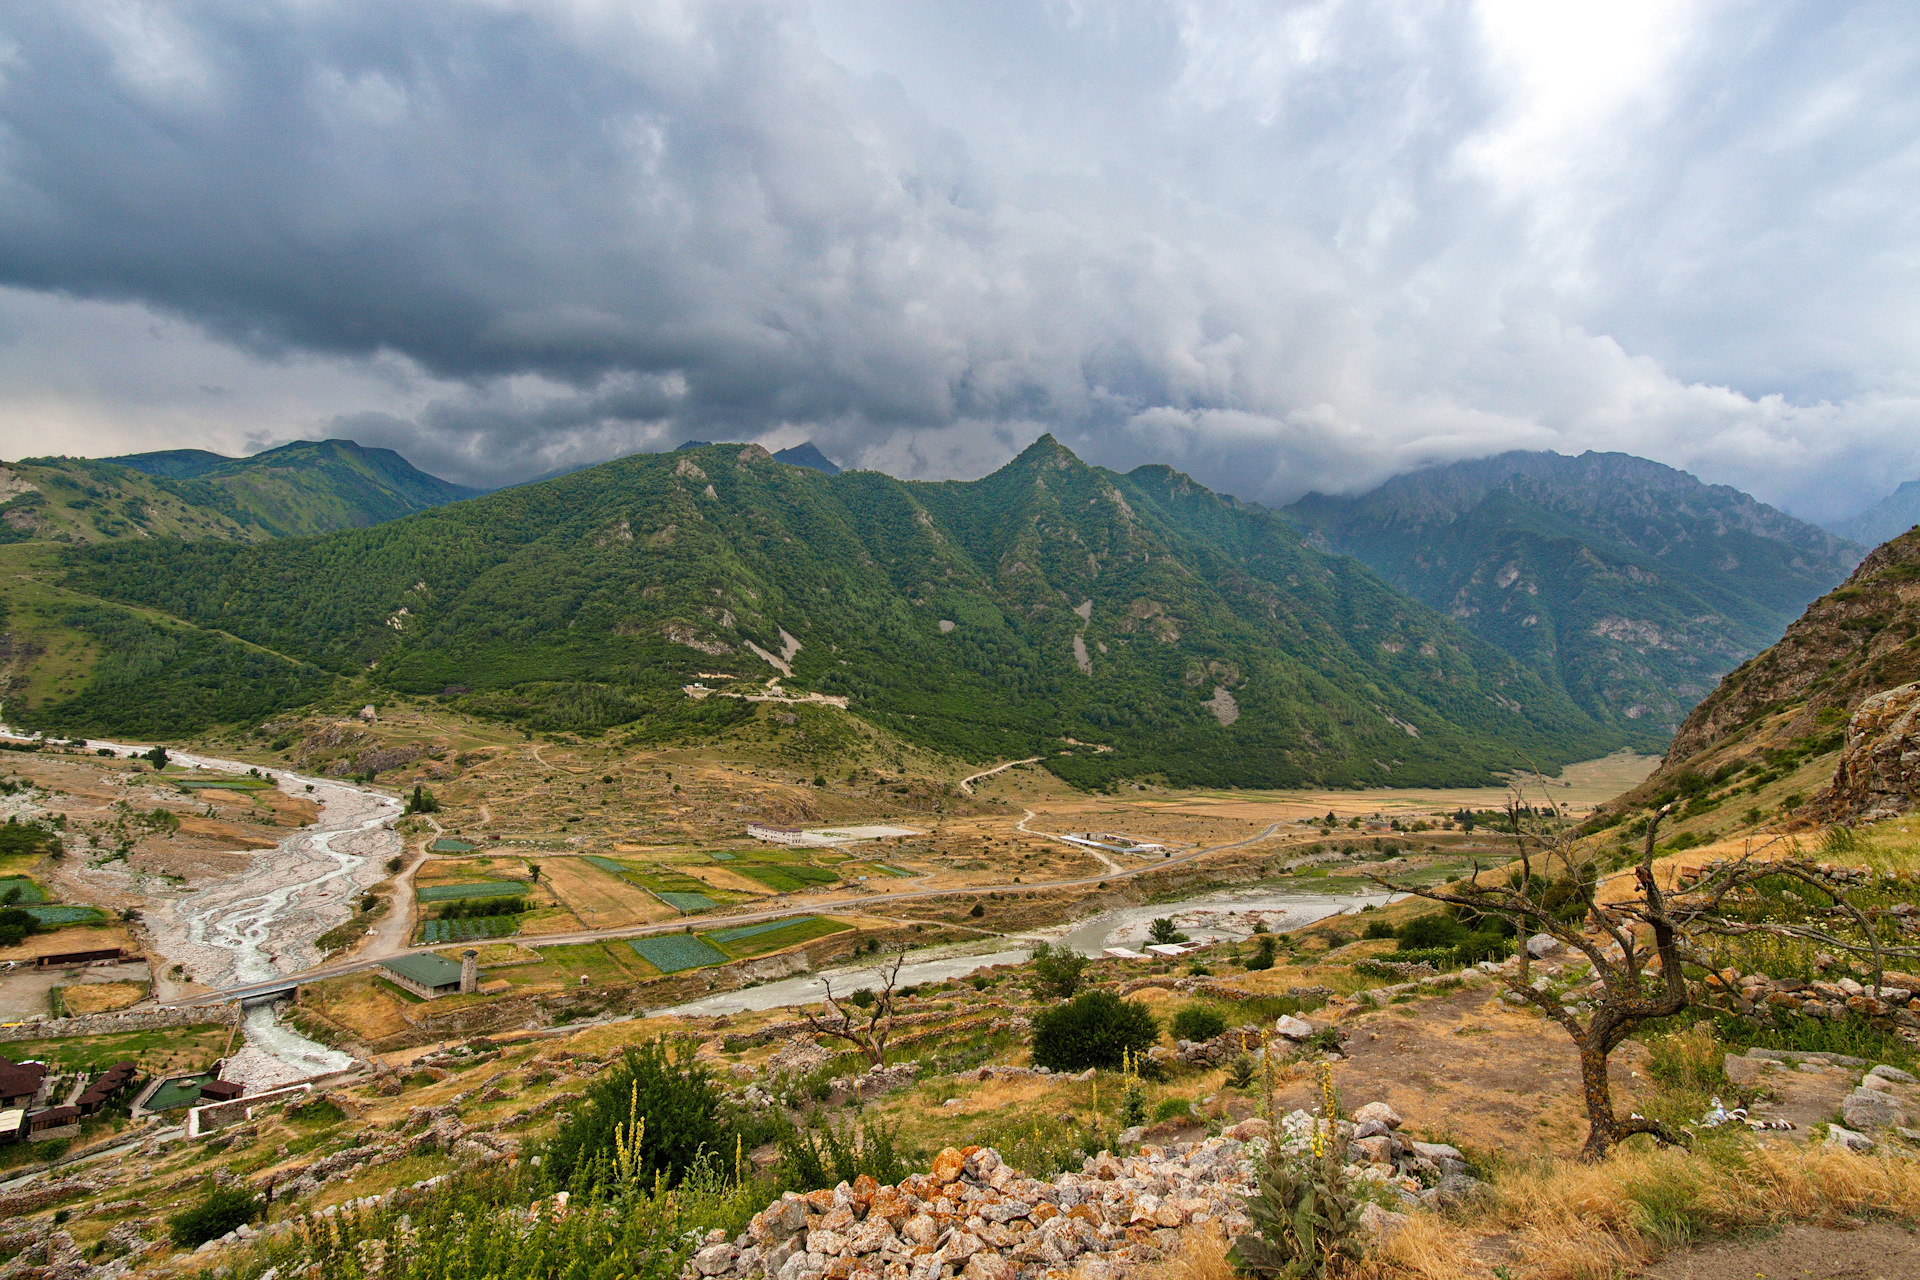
[1677,857,1919,999]
[1374,799,1703,1160]
[802,949,908,1066]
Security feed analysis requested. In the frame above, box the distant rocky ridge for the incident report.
[1619,525,1920,820]
[1830,478,1920,549]
[1661,525,1920,768]
[1283,450,1863,745]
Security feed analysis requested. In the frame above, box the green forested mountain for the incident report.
[96,438,482,535]
[2,439,479,546]
[1281,451,1863,747]
[29,437,1631,787]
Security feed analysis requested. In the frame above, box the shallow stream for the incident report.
[658,883,1396,1018]
[5,729,396,1083]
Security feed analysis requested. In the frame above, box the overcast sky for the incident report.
[1,1,1916,521]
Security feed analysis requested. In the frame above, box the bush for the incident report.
[1169,1004,1228,1043]
[542,1039,727,1191]
[1230,1138,1367,1278]
[1150,1096,1191,1123]
[1362,920,1396,940]
[1245,935,1277,971]
[1028,942,1089,999]
[1454,932,1511,965]
[777,1113,916,1192]
[1030,991,1159,1072]
[1396,915,1467,951]
[167,1183,260,1248]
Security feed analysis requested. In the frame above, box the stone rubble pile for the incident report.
[827,1064,919,1101]
[684,1104,1481,1280]
[690,1140,1254,1280]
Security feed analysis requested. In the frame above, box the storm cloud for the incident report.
[1,1,1916,518]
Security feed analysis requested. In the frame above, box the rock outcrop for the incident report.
[1813,682,1920,822]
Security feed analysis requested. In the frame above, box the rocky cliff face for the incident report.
[1813,682,1920,822]
[1655,526,1920,777]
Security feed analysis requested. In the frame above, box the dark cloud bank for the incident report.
[1,2,1916,516]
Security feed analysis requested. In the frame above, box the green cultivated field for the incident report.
[0,877,46,903]
[628,934,728,974]
[734,863,839,892]
[419,916,520,944]
[706,916,849,957]
[415,881,526,903]
[24,905,107,925]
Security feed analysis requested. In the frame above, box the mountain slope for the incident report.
[1657,525,1920,771]
[3,439,480,546]
[1281,451,1862,746]
[100,438,482,534]
[34,438,1631,786]
[0,458,263,544]
[1831,479,1920,548]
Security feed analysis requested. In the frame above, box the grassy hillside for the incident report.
[33,438,1631,786]
[3,439,480,547]
[1282,450,1863,745]
[1641,525,1920,783]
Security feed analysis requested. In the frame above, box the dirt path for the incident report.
[1018,807,1125,873]
[959,758,1043,794]
[353,814,433,961]
[1641,1222,1920,1279]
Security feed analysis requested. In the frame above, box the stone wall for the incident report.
[187,1083,313,1137]
[0,1004,239,1042]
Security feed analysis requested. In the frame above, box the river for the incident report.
[6,730,398,1086]
[658,883,1396,1018]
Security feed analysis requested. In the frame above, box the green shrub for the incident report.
[1246,935,1277,971]
[1362,921,1396,940]
[776,1113,915,1192]
[1027,942,1088,999]
[1454,932,1512,965]
[167,1183,260,1248]
[1150,1096,1191,1123]
[1030,991,1159,1072]
[1169,1004,1228,1043]
[1229,1138,1365,1278]
[542,1039,726,1191]
[1396,915,1467,951]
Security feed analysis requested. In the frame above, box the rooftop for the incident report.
[381,953,466,989]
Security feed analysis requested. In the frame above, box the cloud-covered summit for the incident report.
[1,1,1916,518]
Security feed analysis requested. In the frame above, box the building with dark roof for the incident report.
[379,952,478,999]
[0,1057,45,1109]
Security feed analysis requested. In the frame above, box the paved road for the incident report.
[167,818,1288,1007]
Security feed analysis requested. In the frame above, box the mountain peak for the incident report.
[770,441,841,475]
[1004,433,1085,472]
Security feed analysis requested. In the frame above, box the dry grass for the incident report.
[58,981,145,1014]
[1128,1223,1236,1280]
[538,856,676,929]
[1356,1143,1920,1280]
